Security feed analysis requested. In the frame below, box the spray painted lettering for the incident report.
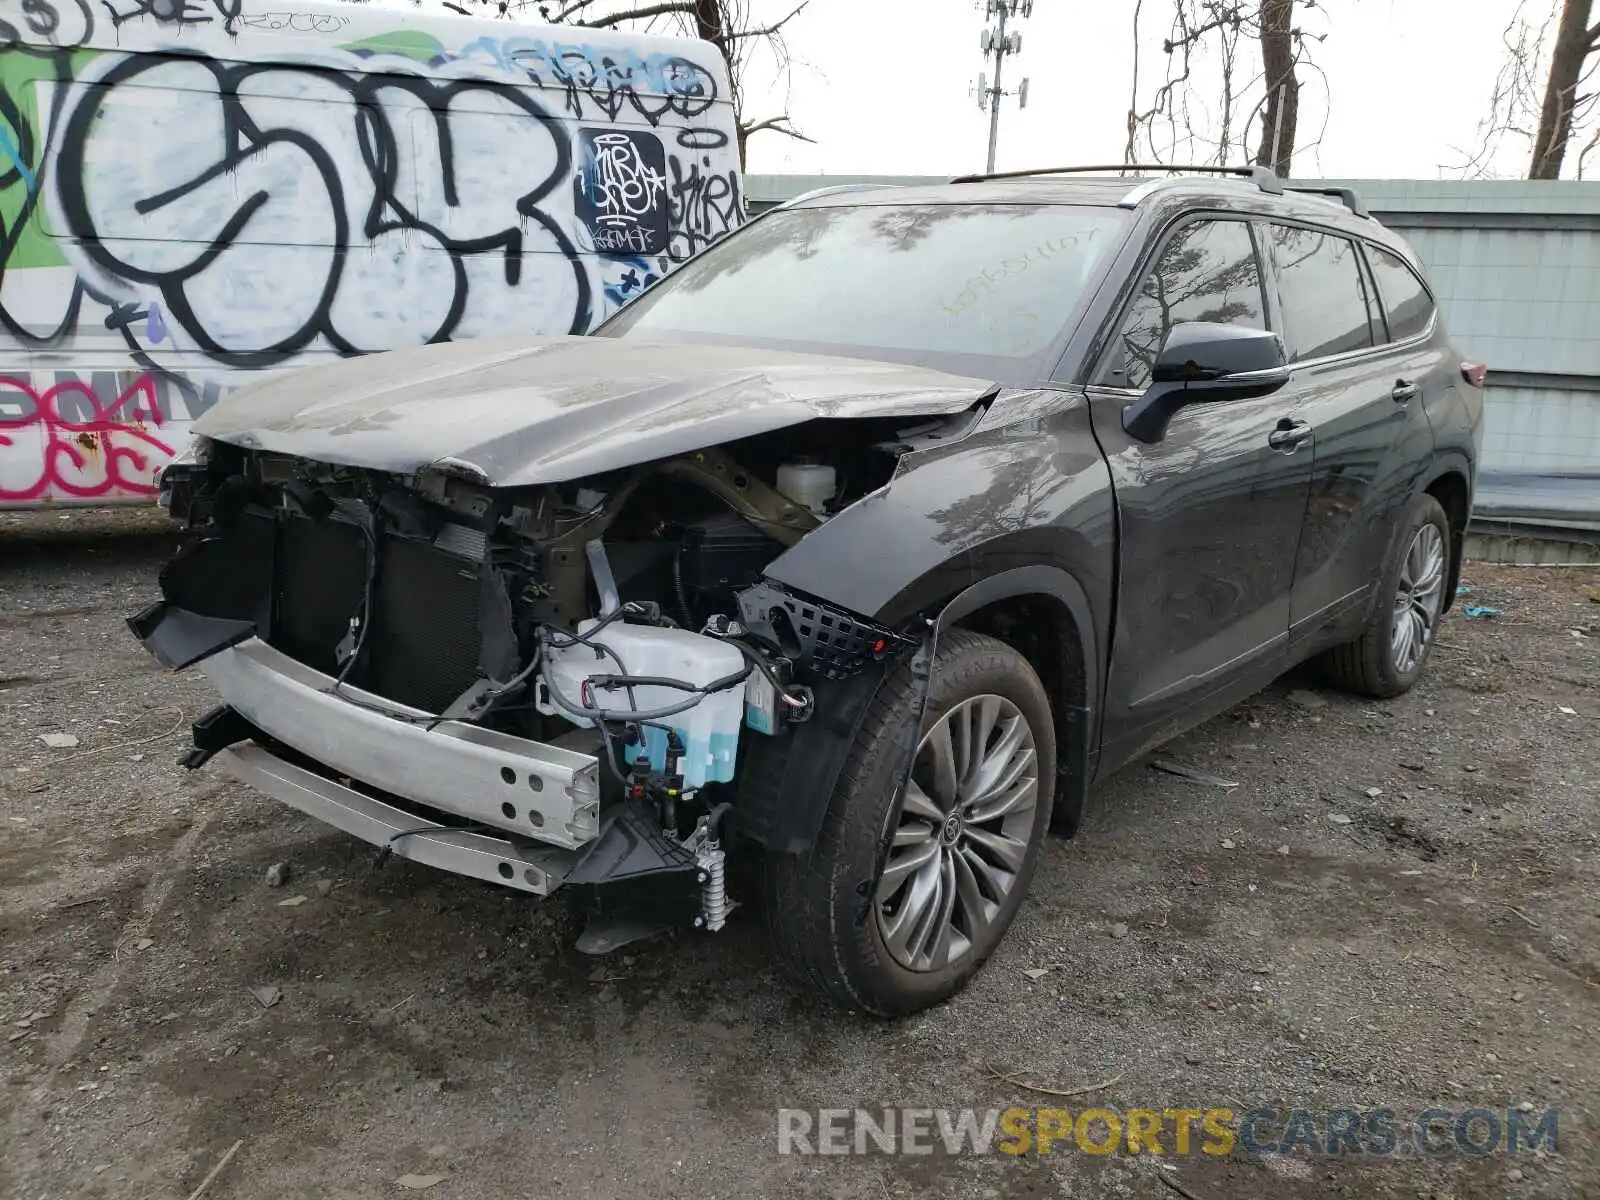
[0,0,740,508]
[99,0,242,34]
[0,0,92,46]
[56,53,594,363]
[0,373,172,501]
[459,35,719,127]
[667,128,741,260]
[576,129,668,256]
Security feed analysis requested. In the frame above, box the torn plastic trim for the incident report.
[744,565,1098,859]
[127,602,259,671]
[732,656,901,853]
[720,581,927,852]
[734,580,915,681]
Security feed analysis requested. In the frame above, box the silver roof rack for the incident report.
[774,183,893,209]
[1282,185,1370,217]
[951,163,1285,193]
[949,163,1372,219]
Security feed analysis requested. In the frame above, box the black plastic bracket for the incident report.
[178,705,261,771]
[126,602,257,671]
[735,581,914,680]
[566,800,703,927]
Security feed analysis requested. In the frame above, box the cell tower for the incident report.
[974,0,1033,173]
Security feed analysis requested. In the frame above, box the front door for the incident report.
[1087,215,1314,767]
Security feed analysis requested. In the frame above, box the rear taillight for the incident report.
[1461,362,1487,389]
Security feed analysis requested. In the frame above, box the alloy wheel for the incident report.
[1392,523,1446,672]
[875,694,1040,972]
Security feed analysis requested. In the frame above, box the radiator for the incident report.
[268,516,483,713]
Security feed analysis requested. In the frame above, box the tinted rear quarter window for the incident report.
[1105,218,1267,390]
[1367,246,1436,342]
[1268,224,1374,361]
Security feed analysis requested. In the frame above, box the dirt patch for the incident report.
[1,507,1597,1199]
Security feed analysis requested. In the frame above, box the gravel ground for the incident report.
[2,506,1597,1200]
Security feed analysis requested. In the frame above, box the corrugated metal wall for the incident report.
[1328,182,1600,484]
[745,176,1600,506]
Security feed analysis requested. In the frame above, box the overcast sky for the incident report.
[734,0,1543,180]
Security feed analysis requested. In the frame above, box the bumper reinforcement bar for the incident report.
[199,638,602,850]
[221,744,581,894]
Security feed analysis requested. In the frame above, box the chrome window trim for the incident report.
[1291,317,1437,371]
[1086,313,1436,395]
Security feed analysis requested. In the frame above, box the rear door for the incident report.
[1088,215,1314,767]
[1261,223,1441,647]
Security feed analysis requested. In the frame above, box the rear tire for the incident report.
[765,630,1055,1016]
[1320,493,1451,698]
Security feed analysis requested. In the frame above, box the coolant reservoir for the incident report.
[776,461,836,514]
[540,621,747,789]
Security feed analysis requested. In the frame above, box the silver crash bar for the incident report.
[200,638,602,850]
[221,745,580,895]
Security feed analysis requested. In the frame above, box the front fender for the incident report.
[735,395,1116,853]
[763,394,1116,634]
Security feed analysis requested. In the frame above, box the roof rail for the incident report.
[1282,184,1370,218]
[949,163,1374,220]
[775,183,892,209]
[950,163,1285,194]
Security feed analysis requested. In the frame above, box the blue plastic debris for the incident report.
[1456,583,1473,596]
[1463,605,1500,620]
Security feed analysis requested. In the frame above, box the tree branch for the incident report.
[1587,19,1599,50]
[579,0,696,26]
[552,0,604,20]
[1577,120,1600,176]
[739,113,814,142]
[1125,0,1145,165]
[1164,5,1246,52]
[726,0,807,40]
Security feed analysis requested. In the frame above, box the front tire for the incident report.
[765,630,1056,1016]
[1320,492,1451,698]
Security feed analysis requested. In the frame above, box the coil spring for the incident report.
[700,846,728,933]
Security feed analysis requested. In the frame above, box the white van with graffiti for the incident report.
[0,0,741,507]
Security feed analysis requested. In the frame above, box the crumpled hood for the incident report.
[195,334,998,485]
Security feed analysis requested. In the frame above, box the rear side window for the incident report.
[1104,218,1267,390]
[1367,246,1436,342]
[1267,224,1374,361]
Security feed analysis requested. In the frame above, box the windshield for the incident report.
[596,202,1128,379]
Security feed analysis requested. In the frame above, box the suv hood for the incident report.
[194,335,998,486]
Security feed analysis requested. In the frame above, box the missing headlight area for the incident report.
[131,418,933,946]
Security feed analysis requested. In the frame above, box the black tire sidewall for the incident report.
[823,631,1056,1015]
[1374,493,1452,693]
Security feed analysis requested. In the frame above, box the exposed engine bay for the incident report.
[131,416,967,944]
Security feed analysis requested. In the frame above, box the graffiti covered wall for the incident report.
[0,0,741,505]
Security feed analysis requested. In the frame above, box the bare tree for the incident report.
[1462,0,1600,179]
[1254,0,1296,175]
[1125,0,1330,176]
[440,0,812,165]
[1531,0,1598,177]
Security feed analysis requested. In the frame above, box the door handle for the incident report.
[1392,378,1418,404]
[1268,419,1312,452]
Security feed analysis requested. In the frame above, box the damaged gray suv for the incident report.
[135,165,1484,1016]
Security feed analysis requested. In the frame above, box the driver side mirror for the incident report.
[1122,322,1291,444]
